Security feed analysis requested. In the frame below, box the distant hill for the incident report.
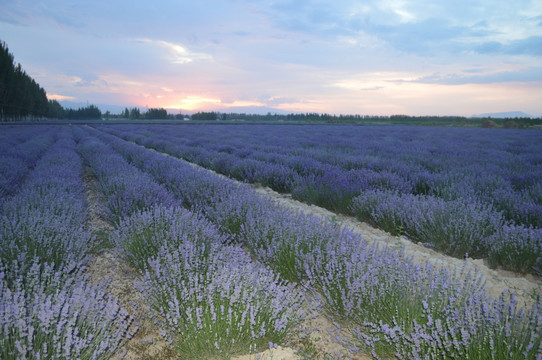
[472,111,532,118]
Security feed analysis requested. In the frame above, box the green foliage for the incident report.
[0,40,105,121]
[47,99,64,118]
[145,107,168,119]
[120,107,169,120]
[207,112,542,128]
[191,111,219,120]
[0,41,49,120]
[64,104,102,119]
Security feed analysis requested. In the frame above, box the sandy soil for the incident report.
[83,166,174,359]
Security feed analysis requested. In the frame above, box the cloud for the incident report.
[255,0,522,58]
[367,19,470,54]
[463,68,485,74]
[265,96,303,106]
[332,71,420,91]
[223,100,266,108]
[136,38,212,64]
[269,1,343,34]
[529,15,542,27]
[475,36,542,56]
[475,41,503,54]
[413,67,542,85]
[505,36,542,55]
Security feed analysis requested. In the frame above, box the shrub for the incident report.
[0,260,137,360]
[482,119,499,128]
[486,225,542,275]
[351,190,505,258]
[111,205,227,271]
[139,241,304,359]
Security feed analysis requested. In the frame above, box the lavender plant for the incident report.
[74,128,307,358]
[74,132,175,223]
[111,205,228,271]
[346,291,542,359]
[306,240,542,359]
[486,225,542,275]
[139,241,304,360]
[86,124,542,359]
[0,156,32,199]
[350,190,505,258]
[0,127,57,201]
[1,128,92,274]
[240,205,356,283]
[79,125,264,238]
[1,210,92,274]
[0,260,137,360]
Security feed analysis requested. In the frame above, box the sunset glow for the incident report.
[167,96,222,111]
[46,94,76,101]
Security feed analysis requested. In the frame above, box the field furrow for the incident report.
[81,163,174,360]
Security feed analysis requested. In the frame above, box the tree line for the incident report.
[190,111,541,128]
[1,41,104,121]
[1,41,49,120]
[118,107,169,119]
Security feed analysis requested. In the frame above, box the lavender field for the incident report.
[96,124,542,275]
[1,124,541,359]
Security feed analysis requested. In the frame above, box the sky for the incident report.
[1,0,542,116]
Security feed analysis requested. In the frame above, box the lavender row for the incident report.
[86,126,542,359]
[94,124,542,227]
[0,125,57,201]
[327,259,542,359]
[79,126,267,239]
[351,190,542,274]
[1,126,136,359]
[74,127,305,358]
[72,126,175,223]
[1,127,91,273]
[0,260,136,360]
[94,124,542,274]
[113,206,304,359]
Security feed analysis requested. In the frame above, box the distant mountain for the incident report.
[472,111,532,118]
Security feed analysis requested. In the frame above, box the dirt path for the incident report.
[82,165,175,360]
